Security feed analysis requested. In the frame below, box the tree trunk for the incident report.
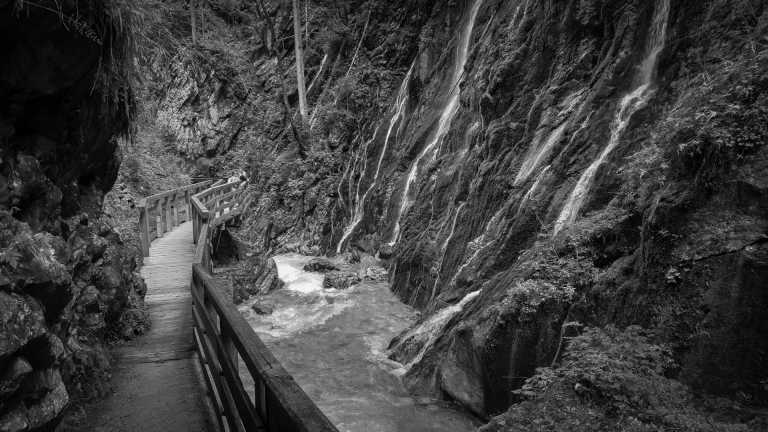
[292,0,308,119]
[191,0,197,44]
[200,0,206,41]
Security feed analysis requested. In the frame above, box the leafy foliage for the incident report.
[665,47,768,189]
[481,326,752,432]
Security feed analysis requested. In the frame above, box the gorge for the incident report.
[1,0,767,431]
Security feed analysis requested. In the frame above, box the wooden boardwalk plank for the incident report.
[69,222,216,432]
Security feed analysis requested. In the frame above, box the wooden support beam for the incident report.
[138,200,151,257]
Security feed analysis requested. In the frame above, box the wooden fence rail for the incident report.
[189,181,338,432]
[137,180,213,257]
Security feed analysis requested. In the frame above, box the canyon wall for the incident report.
[323,0,768,426]
[0,1,148,429]
[140,0,767,428]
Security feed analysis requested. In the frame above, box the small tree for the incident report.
[292,0,308,119]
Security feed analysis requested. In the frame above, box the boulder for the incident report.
[302,258,339,273]
[254,258,284,294]
[322,271,361,290]
[233,257,284,303]
[378,244,395,260]
[251,301,275,315]
[19,369,68,430]
[364,265,388,282]
[23,334,65,369]
[0,357,33,400]
[0,293,47,358]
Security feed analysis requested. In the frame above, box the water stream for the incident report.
[553,0,671,235]
[388,0,485,245]
[238,254,479,432]
[337,63,415,253]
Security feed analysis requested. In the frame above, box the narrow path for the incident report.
[78,222,215,431]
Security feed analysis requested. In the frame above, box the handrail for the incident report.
[191,180,248,246]
[137,180,213,257]
[189,181,338,432]
[191,265,338,432]
[136,178,337,432]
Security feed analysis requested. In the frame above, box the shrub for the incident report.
[665,50,768,190]
[481,326,751,432]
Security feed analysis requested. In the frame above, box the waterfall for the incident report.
[553,0,670,236]
[514,89,585,186]
[428,202,467,304]
[391,289,482,376]
[336,64,415,253]
[388,0,485,246]
[354,129,380,208]
[516,164,550,216]
[514,122,567,186]
[447,202,509,289]
[337,157,353,217]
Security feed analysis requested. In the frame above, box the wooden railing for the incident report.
[137,180,213,257]
[189,181,338,432]
[190,180,249,253]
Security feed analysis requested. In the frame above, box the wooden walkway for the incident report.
[79,222,215,432]
[65,179,337,432]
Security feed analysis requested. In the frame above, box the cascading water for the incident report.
[239,255,479,431]
[427,201,467,304]
[553,0,671,235]
[391,289,482,376]
[388,0,485,245]
[336,64,415,253]
[514,89,585,186]
[337,157,353,217]
[447,203,509,289]
[517,164,550,216]
[514,122,568,186]
[353,128,380,208]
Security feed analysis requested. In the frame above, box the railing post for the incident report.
[256,380,267,425]
[166,197,175,229]
[183,190,191,223]
[138,201,150,257]
[201,214,212,272]
[154,201,162,237]
[172,204,178,228]
[192,206,199,244]
[159,198,168,235]
[221,321,238,375]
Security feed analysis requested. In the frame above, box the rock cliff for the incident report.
[320,0,768,426]
[0,1,147,429]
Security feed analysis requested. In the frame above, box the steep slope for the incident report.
[321,0,768,427]
[0,1,148,429]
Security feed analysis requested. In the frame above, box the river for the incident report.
[237,254,479,432]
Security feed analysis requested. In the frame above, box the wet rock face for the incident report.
[232,256,284,304]
[0,1,146,428]
[324,0,768,419]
